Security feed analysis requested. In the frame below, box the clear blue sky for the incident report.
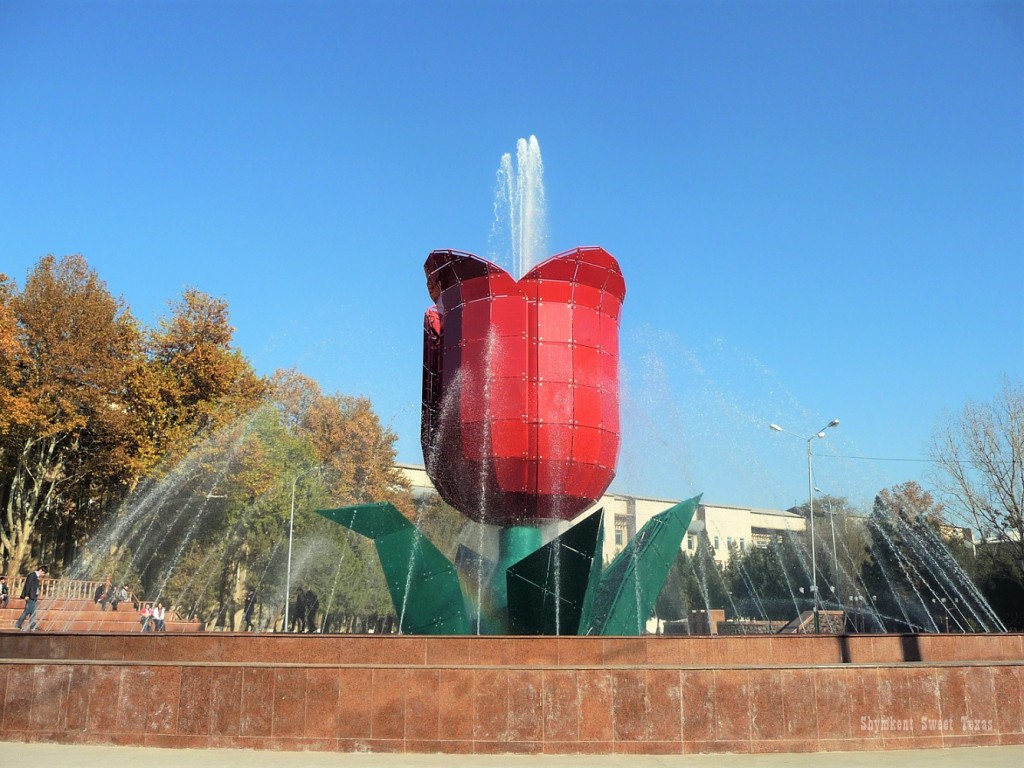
[2,1,1021,516]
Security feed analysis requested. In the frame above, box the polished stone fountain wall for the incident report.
[1,633,1021,754]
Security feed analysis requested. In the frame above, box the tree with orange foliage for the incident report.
[873,481,945,526]
[0,274,32,437]
[271,370,409,511]
[143,288,267,466]
[1,257,268,577]
[0,255,144,576]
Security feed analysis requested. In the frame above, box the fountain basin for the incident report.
[1,632,1021,754]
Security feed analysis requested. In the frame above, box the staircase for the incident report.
[1,577,203,633]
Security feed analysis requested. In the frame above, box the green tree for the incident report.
[158,372,414,632]
[654,551,692,622]
[728,541,802,622]
[787,494,871,605]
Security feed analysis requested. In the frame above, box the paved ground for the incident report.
[2,743,1022,768]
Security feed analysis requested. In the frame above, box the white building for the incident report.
[396,463,807,565]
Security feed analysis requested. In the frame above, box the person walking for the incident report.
[291,588,307,633]
[304,589,320,633]
[243,588,256,632]
[15,565,48,631]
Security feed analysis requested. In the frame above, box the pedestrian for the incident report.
[152,602,166,632]
[304,589,320,633]
[0,575,9,609]
[15,564,48,631]
[291,588,307,632]
[94,577,112,610]
[111,583,129,611]
[243,588,256,632]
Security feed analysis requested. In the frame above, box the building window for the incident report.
[727,537,734,549]
[713,536,720,550]
[615,527,624,546]
[687,535,694,551]
[740,538,746,551]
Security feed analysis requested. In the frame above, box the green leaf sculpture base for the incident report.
[317,494,701,636]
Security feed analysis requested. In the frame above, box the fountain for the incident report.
[319,219,701,634]
[315,134,700,635]
[2,137,1021,756]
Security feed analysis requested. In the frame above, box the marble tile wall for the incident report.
[0,634,1021,754]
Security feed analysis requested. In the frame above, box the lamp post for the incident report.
[284,468,318,632]
[770,419,840,633]
[815,486,841,605]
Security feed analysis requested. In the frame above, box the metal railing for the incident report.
[4,577,192,624]
[7,576,104,601]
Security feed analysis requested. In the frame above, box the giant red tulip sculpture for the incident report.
[319,245,697,635]
[421,246,626,524]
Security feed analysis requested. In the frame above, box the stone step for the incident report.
[3,598,111,612]
[2,604,144,618]
[0,616,202,633]
[0,618,200,633]
[1,604,202,633]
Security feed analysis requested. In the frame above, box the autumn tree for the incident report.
[0,254,272,579]
[0,274,30,437]
[0,255,144,577]
[873,481,945,526]
[144,288,267,466]
[266,371,410,629]
[1,254,414,632]
[271,370,409,510]
[860,481,974,632]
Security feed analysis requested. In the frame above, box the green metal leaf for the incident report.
[317,503,470,635]
[506,509,604,635]
[585,495,701,636]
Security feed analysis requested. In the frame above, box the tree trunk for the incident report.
[3,434,67,577]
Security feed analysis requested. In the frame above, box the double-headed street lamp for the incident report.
[770,418,840,633]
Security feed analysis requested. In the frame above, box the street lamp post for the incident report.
[284,468,318,632]
[815,487,841,606]
[770,419,840,633]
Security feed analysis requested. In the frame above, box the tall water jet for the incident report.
[491,135,548,279]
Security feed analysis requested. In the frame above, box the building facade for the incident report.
[397,463,807,565]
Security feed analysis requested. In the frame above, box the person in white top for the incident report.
[152,602,166,632]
